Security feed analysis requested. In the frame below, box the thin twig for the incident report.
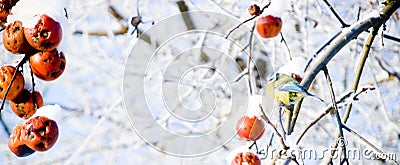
[73,27,129,36]
[176,0,195,30]
[136,0,140,16]
[108,5,124,21]
[357,6,362,21]
[0,55,29,111]
[322,0,350,27]
[225,1,271,39]
[64,8,68,19]
[278,107,287,140]
[296,30,342,134]
[380,32,400,43]
[29,60,38,108]
[322,67,348,164]
[64,97,122,165]
[208,0,238,18]
[218,70,249,88]
[342,25,379,123]
[0,114,10,136]
[295,86,375,145]
[342,124,400,165]
[304,30,342,72]
[0,26,5,32]
[375,56,400,80]
[342,125,382,153]
[225,16,257,39]
[130,0,142,36]
[247,24,256,95]
[74,5,129,36]
[233,70,248,83]
[288,100,301,134]
[280,32,292,60]
[0,55,29,136]
[259,104,289,150]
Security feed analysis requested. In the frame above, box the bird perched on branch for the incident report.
[266,73,325,105]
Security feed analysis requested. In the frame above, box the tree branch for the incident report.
[289,0,400,134]
[176,0,195,30]
[375,56,400,80]
[321,0,350,27]
[325,15,380,165]
[322,67,348,164]
[73,5,129,36]
[0,114,10,136]
[342,124,400,165]
[280,32,292,60]
[259,104,289,150]
[342,23,380,124]
[0,55,29,111]
[247,24,256,95]
[295,86,375,145]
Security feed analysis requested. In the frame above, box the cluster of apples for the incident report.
[0,0,65,157]
[3,14,66,81]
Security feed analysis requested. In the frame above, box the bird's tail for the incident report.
[305,91,326,104]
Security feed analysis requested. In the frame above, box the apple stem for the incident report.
[0,54,29,112]
[225,0,272,39]
[28,59,37,109]
[0,26,5,32]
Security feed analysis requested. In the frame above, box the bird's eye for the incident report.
[274,73,280,81]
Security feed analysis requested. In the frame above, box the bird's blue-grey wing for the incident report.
[275,82,305,93]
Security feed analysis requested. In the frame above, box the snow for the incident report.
[30,104,63,122]
[277,57,307,77]
[246,94,263,117]
[7,0,69,28]
[263,0,290,17]
[225,145,252,164]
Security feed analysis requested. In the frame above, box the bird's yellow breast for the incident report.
[268,89,307,105]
